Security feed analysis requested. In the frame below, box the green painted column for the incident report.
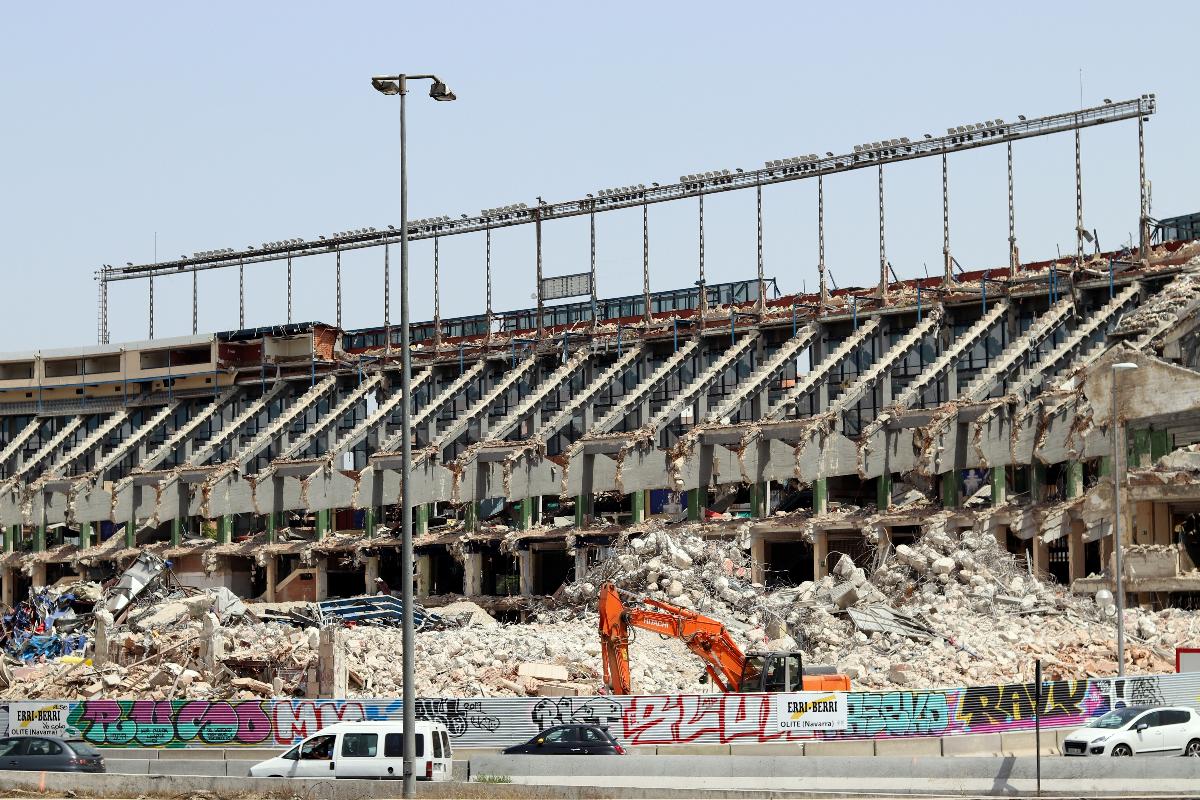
[265,513,276,545]
[631,490,646,524]
[876,474,892,511]
[218,515,233,545]
[687,489,703,522]
[1150,429,1170,461]
[517,499,533,531]
[465,502,479,533]
[34,522,46,553]
[1098,456,1112,478]
[126,515,137,548]
[1066,461,1084,499]
[941,472,959,509]
[317,508,331,537]
[991,467,1008,506]
[574,495,591,529]
[1132,429,1152,468]
[1031,463,1047,503]
[170,517,182,547]
[416,505,429,536]
[364,507,376,538]
[813,478,828,515]
[79,521,93,551]
[5,525,15,553]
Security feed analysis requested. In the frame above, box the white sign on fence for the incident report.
[776,692,848,731]
[10,703,75,738]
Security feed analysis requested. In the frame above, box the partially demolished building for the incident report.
[4,242,1200,615]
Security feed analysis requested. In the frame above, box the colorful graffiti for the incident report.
[2,672,1192,750]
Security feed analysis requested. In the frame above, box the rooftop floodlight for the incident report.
[924,133,933,139]
[1019,114,1026,120]
[429,80,456,101]
[1104,98,1112,104]
[825,151,833,157]
[371,76,402,95]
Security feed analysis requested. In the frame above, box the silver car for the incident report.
[1062,706,1200,757]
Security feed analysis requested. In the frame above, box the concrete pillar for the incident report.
[318,627,348,698]
[1150,429,1169,462]
[876,474,892,511]
[750,533,767,584]
[364,555,380,595]
[218,515,233,545]
[1066,461,1084,499]
[199,612,225,671]
[79,521,93,551]
[126,515,137,548]
[1068,525,1086,582]
[1031,536,1050,578]
[518,549,534,597]
[687,488,703,521]
[315,557,329,601]
[265,513,276,545]
[4,525,15,553]
[264,556,278,602]
[574,495,592,529]
[1131,429,1151,469]
[813,479,828,515]
[941,472,959,509]
[1031,463,1047,503]
[364,507,376,538]
[464,551,483,596]
[574,547,589,583]
[812,531,829,579]
[30,562,46,589]
[465,502,479,533]
[517,499,533,531]
[317,508,332,537]
[1098,456,1112,477]
[631,491,646,524]
[415,553,432,598]
[991,467,1007,506]
[92,609,112,667]
[751,482,768,519]
[416,504,429,536]
[34,521,46,553]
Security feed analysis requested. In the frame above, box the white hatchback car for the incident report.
[1062,706,1200,757]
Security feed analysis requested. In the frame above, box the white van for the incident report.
[248,721,453,781]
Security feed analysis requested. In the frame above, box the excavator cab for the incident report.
[738,651,804,693]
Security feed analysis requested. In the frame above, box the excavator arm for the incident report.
[598,582,748,694]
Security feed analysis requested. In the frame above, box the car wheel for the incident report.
[1111,744,1133,757]
[1184,740,1200,758]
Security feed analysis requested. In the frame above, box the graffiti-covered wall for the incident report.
[0,672,1194,749]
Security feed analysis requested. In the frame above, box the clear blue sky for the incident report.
[1,1,1192,349]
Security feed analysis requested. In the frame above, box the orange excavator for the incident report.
[598,582,851,694]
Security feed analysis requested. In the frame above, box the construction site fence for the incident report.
[1,672,1196,750]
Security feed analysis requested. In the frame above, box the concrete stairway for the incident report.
[489,348,593,442]
[704,324,818,423]
[829,313,941,413]
[46,410,131,477]
[91,401,182,480]
[271,373,385,462]
[644,332,760,434]
[590,339,701,435]
[375,361,488,454]
[536,345,644,440]
[768,318,881,420]
[229,375,340,469]
[0,418,44,473]
[187,382,292,466]
[959,298,1074,403]
[321,368,436,461]
[138,386,242,472]
[893,300,1010,410]
[428,352,541,453]
[1010,283,1140,400]
[9,416,86,482]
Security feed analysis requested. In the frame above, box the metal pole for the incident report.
[642,201,651,324]
[397,83,417,799]
[817,175,827,308]
[384,241,392,355]
[589,208,598,328]
[1034,658,1042,796]
[1075,123,1084,266]
[287,253,293,324]
[485,225,493,340]
[697,194,706,323]
[1008,141,1018,273]
[335,247,343,329]
[97,272,109,345]
[536,211,545,340]
[943,154,952,287]
[756,182,765,313]
[192,270,198,335]
[432,236,441,351]
[1111,364,1127,677]
[238,261,245,329]
[1138,111,1149,259]
[149,276,155,340]
[878,164,888,301]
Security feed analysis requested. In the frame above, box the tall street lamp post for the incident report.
[1110,361,1138,677]
[370,72,455,799]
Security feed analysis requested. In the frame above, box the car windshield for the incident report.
[1088,708,1145,729]
[66,741,102,757]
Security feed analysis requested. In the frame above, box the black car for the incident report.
[0,736,105,772]
[503,725,625,755]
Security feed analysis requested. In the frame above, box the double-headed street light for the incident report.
[371,72,455,799]
[1110,361,1139,677]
